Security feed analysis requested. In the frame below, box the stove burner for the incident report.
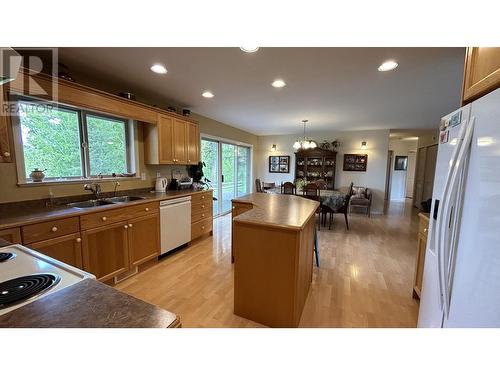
[0,273,60,309]
[0,252,15,263]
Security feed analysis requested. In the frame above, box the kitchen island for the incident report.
[231,193,319,327]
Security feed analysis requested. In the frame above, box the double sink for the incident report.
[67,196,145,209]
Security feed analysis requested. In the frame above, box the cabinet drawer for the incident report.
[81,202,159,230]
[192,206,213,223]
[191,217,212,240]
[192,200,212,215]
[191,191,213,205]
[22,217,80,243]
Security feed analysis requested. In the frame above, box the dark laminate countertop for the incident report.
[0,279,179,328]
[0,189,212,230]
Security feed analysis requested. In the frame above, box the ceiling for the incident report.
[58,47,465,136]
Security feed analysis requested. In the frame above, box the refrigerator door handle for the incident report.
[438,117,475,319]
[434,118,469,312]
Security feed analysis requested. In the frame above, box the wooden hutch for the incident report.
[295,148,337,189]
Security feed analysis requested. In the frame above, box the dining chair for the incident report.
[281,181,296,195]
[303,183,322,230]
[321,182,354,230]
[255,178,263,192]
[315,179,327,190]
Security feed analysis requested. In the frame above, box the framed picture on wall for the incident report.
[343,154,368,172]
[269,155,290,173]
[394,156,408,170]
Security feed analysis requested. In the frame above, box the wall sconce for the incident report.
[361,141,367,150]
[271,144,277,152]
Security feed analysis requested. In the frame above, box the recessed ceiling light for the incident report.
[202,91,214,98]
[150,64,167,74]
[240,46,259,53]
[271,79,286,88]
[378,60,398,72]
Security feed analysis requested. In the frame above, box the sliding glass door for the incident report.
[201,137,251,216]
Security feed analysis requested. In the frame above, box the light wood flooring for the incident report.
[116,199,420,327]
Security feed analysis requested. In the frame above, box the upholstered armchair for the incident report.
[349,186,372,217]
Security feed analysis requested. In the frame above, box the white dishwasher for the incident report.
[160,196,192,255]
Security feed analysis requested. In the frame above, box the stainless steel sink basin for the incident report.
[105,196,146,204]
[67,199,115,209]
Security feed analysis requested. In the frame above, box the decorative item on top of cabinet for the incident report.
[462,47,500,104]
[413,212,429,299]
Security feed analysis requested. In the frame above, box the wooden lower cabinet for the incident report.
[82,222,129,282]
[191,191,214,241]
[0,227,22,244]
[128,213,160,267]
[231,202,253,263]
[413,213,430,299]
[27,233,83,269]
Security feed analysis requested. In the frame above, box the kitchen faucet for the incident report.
[84,183,102,200]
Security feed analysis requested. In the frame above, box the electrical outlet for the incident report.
[141,172,146,180]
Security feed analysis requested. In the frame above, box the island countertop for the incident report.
[0,279,180,328]
[231,193,319,231]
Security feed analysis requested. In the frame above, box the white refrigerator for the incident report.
[418,87,500,328]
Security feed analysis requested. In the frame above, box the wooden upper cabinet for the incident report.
[0,86,13,163]
[158,115,175,164]
[462,47,500,103]
[81,221,129,281]
[173,119,187,164]
[186,122,200,165]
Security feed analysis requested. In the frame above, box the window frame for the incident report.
[11,95,137,184]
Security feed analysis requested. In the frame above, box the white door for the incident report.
[418,104,471,328]
[405,151,416,198]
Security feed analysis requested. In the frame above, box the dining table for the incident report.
[266,187,348,212]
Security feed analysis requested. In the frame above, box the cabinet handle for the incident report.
[424,228,428,233]
[202,213,205,217]
[102,216,107,221]
[188,159,191,162]
[51,226,58,232]
[145,207,150,212]
[201,195,205,199]
[76,237,82,243]
[3,152,10,158]
[124,225,128,229]
[232,206,235,210]
[128,223,133,228]
[201,226,205,230]
[201,205,205,208]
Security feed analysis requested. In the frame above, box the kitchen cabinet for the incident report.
[0,86,13,163]
[27,233,83,269]
[462,47,500,104]
[173,118,187,164]
[413,213,429,299]
[0,227,22,244]
[191,191,213,242]
[128,213,160,266]
[22,217,80,243]
[144,113,199,165]
[186,121,200,165]
[231,202,253,263]
[82,222,130,282]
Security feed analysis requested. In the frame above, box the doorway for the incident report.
[201,136,252,217]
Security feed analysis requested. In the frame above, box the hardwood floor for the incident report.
[116,199,420,327]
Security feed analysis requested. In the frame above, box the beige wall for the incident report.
[256,129,390,213]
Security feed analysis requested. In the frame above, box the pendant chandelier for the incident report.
[293,120,317,150]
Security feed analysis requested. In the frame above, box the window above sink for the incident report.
[11,95,139,185]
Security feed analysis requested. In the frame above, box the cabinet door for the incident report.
[28,233,83,269]
[0,87,13,163]
[186,122,200,165]
[173,119,187,164]
[82,222,129,281]
[158,115,175,164]
[128,213,160,267]
[413,233,427,299]
[0,227,22,244]
[463,47,500,103]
